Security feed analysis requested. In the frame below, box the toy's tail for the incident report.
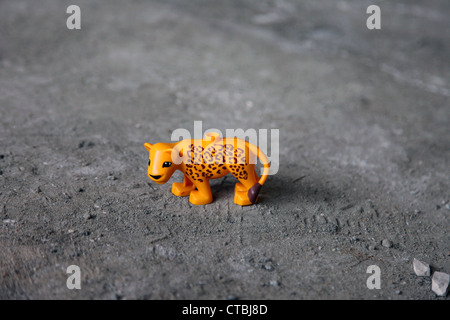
[245,141,270,204]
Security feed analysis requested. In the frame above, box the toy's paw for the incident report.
[234,182,246,192]
[189,190,213,205]
[234,190,253,206]
[172,182,195,197]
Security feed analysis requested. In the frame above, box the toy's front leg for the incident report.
[172,175,195,197]
[189,180,213,205]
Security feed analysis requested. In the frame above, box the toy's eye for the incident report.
[162,161,172,168]
[148,160,151,166]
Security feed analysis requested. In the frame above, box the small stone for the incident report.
[395,290,402,295]
[381,239,393,248]
[263,261,274,271]
[269,280,280,288]
[107,175,117,181]
[83,212,96,220]
[413,258,430,276]
[431,272,450,296]
[368,245,376,251]
[436,205,441,210]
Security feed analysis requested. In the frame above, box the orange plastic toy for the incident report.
[144,132,270,206]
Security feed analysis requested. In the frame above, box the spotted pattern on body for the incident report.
[183,142,248,182]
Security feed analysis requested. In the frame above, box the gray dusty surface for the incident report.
[0,0,449,299]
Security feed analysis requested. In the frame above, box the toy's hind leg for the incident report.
[235,170,259,192]
[228,164,258,206]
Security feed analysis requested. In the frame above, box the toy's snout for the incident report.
[148,172,167,184]
[147,162,169,184]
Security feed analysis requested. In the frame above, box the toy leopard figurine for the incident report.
[144,132,270,206]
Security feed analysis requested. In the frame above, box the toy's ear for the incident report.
[144,143,153,152]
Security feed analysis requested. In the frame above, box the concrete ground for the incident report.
[0,0,449,299]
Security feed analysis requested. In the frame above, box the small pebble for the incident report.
[261,259,274,271]
[269,280,280,288]
[432,272,450,296]
[83,213,96,220]
[381,239,393,248]
[413,258,430,277]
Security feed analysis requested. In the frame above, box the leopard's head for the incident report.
[144,142,178,184]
